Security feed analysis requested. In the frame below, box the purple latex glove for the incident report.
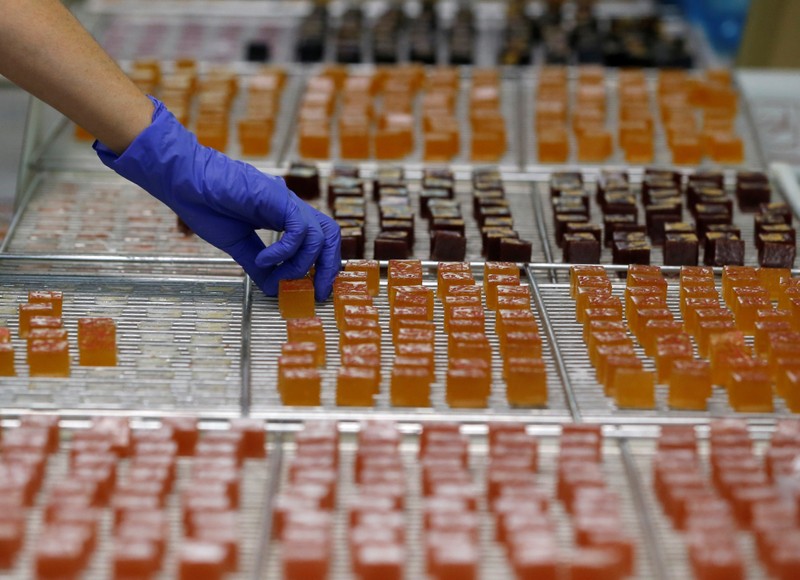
[94,97,340,300]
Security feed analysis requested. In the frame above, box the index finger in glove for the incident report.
[255,199,308,268]
[312,210,342,301]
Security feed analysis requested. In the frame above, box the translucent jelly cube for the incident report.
[77,317,117,367]
[485,274,519,310]
[345,260,380,296]
[669,360,712,410]
[336,366,379,406]
[613,368,656,409]
[279,368,321,406]
[279,278,315,319]
[19,303,53,338]
[446,364,490,408]
[282,341,324,367]
[505,358,547,407]
[29,339,70,378]
[28,291,63,317]
[286,318,326,353]
[393,287,434,320]
[655,335,694,384]
[0,344,15,376]
[390,366,431,407]
[729,370,774,413]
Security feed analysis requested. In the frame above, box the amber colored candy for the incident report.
[641,319,685,357]
[757,267,791,300]
[334,294,373,326]
[538,127,569,163]
[177,540,227,580]
[632,308,673,343]
[374,128,411,160]
[77,317,117,366]
[754,320,792,356]
[485,274,519,310]
[297,124,330,159]
[496,309,538,337]
[576,129,613,162]
[666,360,711,410]
[279,278,315,320]
[279,367,321,406]
[387,260,423,293]
[728,370,773,412]
[0,343,15,376]
[345,260,380,296]
[734,295,773,334]
[569,266,607,297]
[282,341,324,367]
[238,118,272,156]
[424,131,458,161]
[506,358,547,407]
[501,331,543,361]
[439,272,476,300]
[602,354,642,396]
[393,286,434,320]
[655,335,694,384]
[340,330,381,356]
[287,317,325,353]
[446,363,490,408]
[28,329,69,363]
[339,124,371,159]
[671,135,703,165]
[588,332,633,368]
[613,368,656,409]
[390,366,431,407]
[696,319,738,358]
[28,291,63,317]
[29,339,70,378]
[18,303,54,338]
[336,366,379,406]
[709,132,744,164]
[623,133,655,163]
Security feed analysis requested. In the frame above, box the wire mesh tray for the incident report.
[308,166,545,265]
[264,425,662,579]
[248,263,570,422]
[0,418,272,579]
[521,68,765,171]
[531,168,794,278]
[533,271,797,423]
[0,273,245,415]
[280,66,521,171]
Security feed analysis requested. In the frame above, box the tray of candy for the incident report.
[248,261,570,422]
[251,257,800,424]
[295,163,545,266]
[265,419,800,580]
[533,167,793,281]
[36,63,302,173]
[280,65,521,171]
[537,272,792,423]
[0,272,245,415]
[0,414,272,579]
[3,172,270,265]
[521,67,764,170]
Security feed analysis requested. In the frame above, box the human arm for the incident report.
[0,0,341,299]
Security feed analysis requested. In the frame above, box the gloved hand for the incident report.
[94,96,341,301]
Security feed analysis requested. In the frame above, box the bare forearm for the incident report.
[0,0,153,154]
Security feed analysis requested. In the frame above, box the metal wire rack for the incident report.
[0,421,273,579]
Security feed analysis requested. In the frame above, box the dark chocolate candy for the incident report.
[332,164,360,178]
[603,192,638,216]
[704,233,744,267]
[665,222,696,235]
[499,238,532,262]
[603,214,638,247]
[340,227,365,259]
[473,189,505,217]
[420,189,452,219]
[664,233,699,266]
[759,202,793,225]
[565,222,603,242]
[612,238,651,265]
[374,231,411,260]
[284,162,320,200]
[556,214,589,244]
[695,204,732,237]
[431,231,467,262]
[758,233,796,268]
[484,217,515,229]
[756,224,795,250]
[736,182,771,212]
[478,204,512,226]
[564,233,601,264]
[431,218,466,236]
